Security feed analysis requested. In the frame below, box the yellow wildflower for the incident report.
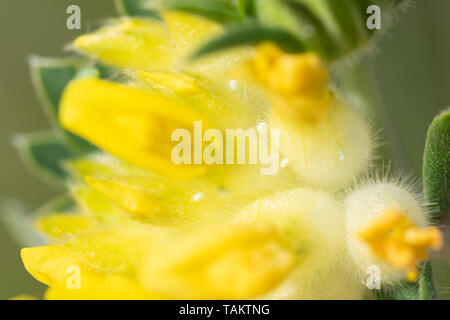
[139,224,296,299]
[59,77,210,179]
[21,223,294,300]
[358,208,443,281]
[345,182,443,282]
[15,5,441,301]
[74,12,250,75]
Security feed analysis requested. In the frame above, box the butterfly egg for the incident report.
[234,188,360,298]
[271,99,374,190]
[344,182,442,283]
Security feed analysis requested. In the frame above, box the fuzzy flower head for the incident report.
[12,1,445,300]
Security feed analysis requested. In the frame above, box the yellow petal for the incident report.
[161,11,252,75]
[139,224,296,299]
[63,224,163,274]
[36,214,94,240]
[85,176,164,218]
[162,10,221,58]
[136,70,266,130]
[71,184,129,224]
[21,225,167,299]
[59,77,209,179]
[44,276,162,300]
[72,153,296,226]
[74,18,175,70]
[21,245,160,300]
[21,245,81,287]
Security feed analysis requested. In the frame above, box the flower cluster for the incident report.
[17,8,443,300]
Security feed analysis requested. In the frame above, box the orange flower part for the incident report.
[358,208,443,281]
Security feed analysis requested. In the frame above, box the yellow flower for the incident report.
[358,208,443,281]
[139,224,296,299]
[232,43,375,189]
[60,77,210,179]
[74,12,250,75]
[21,223,295,299]
[345,182,443,282]
[17,7,439,300]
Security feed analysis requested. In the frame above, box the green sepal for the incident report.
[423,109,450,223]
[177,0,406,62]
[283,0,338,60]
[192,23,306,59]
[29,56,97,154]
[294,0,367,58]
[115,0,161,19]
[161,0,242,23]
[13,131,77,187]
[235,0,256,17]
[29,56,82,124]
[0,199,49,247]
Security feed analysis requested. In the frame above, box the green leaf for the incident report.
[29,56,96,154]
[192,23,306,59]
[161,0,241,23]
[423,109,450,223]
[13,131,76,187]
[115,0,161,19]
[0,199,49,247]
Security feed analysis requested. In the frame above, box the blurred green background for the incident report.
[0,0,449,299]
